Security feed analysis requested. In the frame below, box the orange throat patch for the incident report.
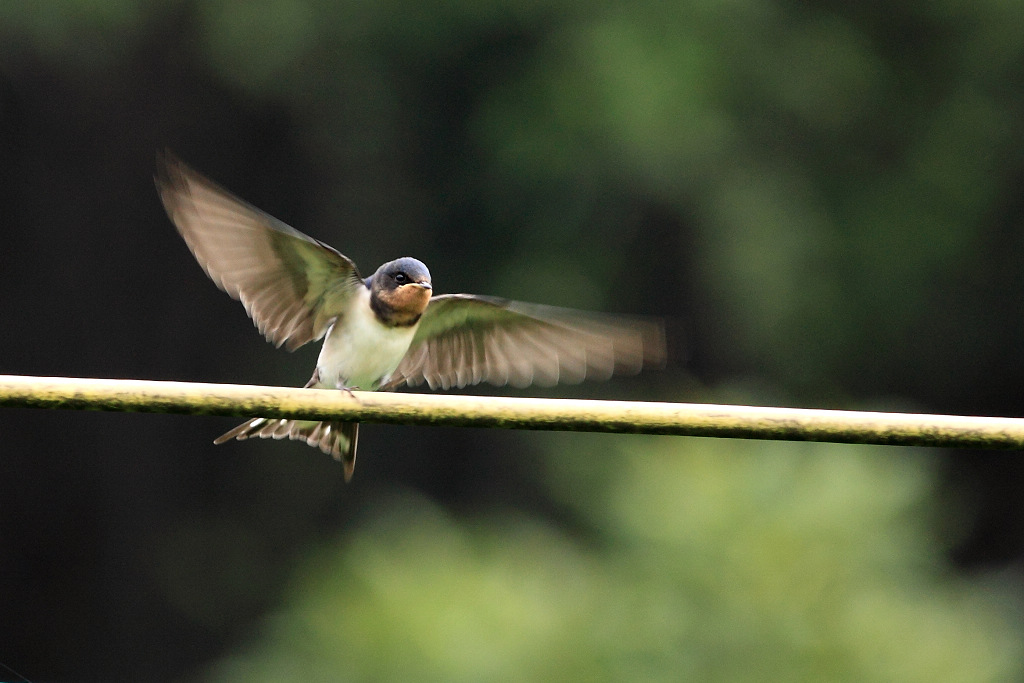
[376,284,432,326]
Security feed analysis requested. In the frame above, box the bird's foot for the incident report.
[338,384,362,403]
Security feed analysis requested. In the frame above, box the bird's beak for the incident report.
[415,281,432,290]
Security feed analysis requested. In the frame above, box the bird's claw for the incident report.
[339,384,362,403]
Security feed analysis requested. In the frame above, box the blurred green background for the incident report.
[2,1,1024,681]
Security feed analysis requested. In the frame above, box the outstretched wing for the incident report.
[155,151,365,351]
[384,294,666,390]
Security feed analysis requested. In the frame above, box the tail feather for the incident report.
[215,418,359,482]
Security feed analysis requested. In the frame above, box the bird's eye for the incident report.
[394,272,408,284]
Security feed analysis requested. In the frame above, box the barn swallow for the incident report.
[155,151,665,481]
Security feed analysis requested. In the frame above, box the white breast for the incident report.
[315,287,419,391]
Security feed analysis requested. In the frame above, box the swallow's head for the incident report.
[368,257,433,327]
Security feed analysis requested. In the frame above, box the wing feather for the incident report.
[384,294,666,391]
[155,151,365,350]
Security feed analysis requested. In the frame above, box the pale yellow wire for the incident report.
[1,374,1023,449]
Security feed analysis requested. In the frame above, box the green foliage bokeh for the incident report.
[206,440,1022,682]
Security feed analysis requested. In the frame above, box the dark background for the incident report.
[2,2,1024,681]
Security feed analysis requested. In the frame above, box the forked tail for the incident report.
[215,419,359,481]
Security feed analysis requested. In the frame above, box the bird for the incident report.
[155,151,666,481]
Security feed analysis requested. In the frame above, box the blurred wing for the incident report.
[156,151,365,351]
[385,294,666,390]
